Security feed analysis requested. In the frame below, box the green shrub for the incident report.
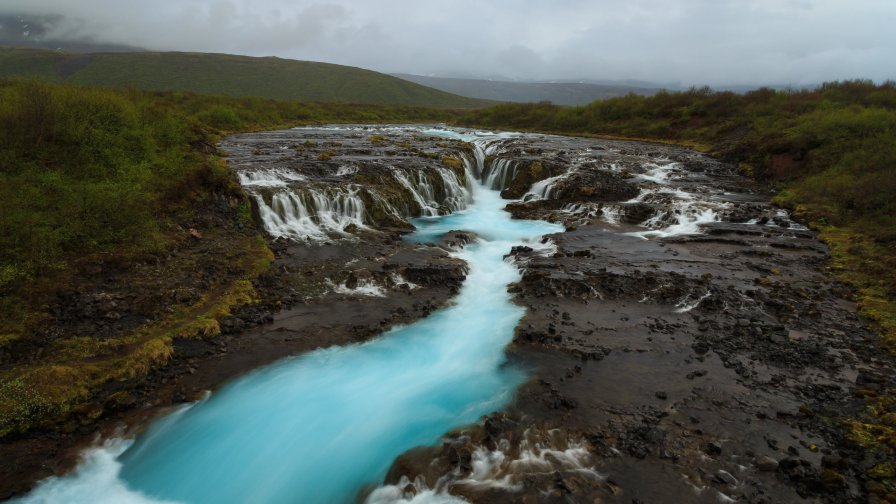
[196,105,242,130]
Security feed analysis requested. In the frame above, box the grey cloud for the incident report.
[1,0,894,86]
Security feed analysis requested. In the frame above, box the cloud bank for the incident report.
[2,0,894,86]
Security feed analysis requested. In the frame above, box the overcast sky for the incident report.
[3,0,894,86]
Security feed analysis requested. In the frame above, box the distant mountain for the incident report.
[0,47,491,108]
[0,13,144,53]
[392,74,660,105]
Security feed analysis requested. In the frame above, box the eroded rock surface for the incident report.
[373,129,885,504]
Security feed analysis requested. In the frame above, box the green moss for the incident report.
[871,464,896,480]
[0,258,266,438]
[441,156,463,169]
[816,227,896,347]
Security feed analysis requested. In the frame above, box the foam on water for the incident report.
[636,162,678,183]
[365,477,468,504]
[364,432,600,503]
[628,207,721,240]
[327,278,387,297]
[16,144,562,504]
[237,169,306,187]
[524,172,569,200]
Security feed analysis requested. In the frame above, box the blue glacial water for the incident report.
[15,179,562,503]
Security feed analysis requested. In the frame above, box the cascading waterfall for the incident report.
[15,129,562,504]
[600,204,623,225]
[391,168,440,217]
[469,139,489,179]
[243,157,471,241]
[515,155,727,239]
[524,172,569,200]
[435,166,474,211]
[237,169,306,188]
[390,167,472,217]
[254,186,368,241]
[624,185,724,239]
[481,159,518,190]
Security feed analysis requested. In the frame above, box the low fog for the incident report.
[2,0,894,87]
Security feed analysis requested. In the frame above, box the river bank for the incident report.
[3,126,893,503]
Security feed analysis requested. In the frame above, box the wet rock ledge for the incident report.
[375,131,892,504]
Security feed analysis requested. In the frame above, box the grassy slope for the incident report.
[0,47,491,108]
[0,47,60,79]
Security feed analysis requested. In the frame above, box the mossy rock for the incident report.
[870,463,896,480]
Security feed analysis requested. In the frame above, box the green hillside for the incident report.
[0,47,491,108]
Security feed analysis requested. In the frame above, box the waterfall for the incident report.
[391,169,440,217]
[625,187,723,239]
[238,169,306,188]
[524,172,569,200]
[469,140,488,179]
[435,166,474,211]
[460,154,477,192]
[391,167,472,218]
[254,186,368,241]
[481,159,518,190]
[600,204,623,224]
[236,147,473,242]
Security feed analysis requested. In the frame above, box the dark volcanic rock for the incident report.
[403,263,467,290]
[378,131,881,504]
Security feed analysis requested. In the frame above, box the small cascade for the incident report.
[326,278,386,297]
[366,433,600,502]
[628,206,720,239]
[600,204,623,225]
[435,167,474,211]
[637,162,679,184]
[238,169,307,187]
[623,167,729,239]
[254,186,368,241]
[334,165,358,177]
[481,159,518,190]
[524,172,569,200]
[560,203,597,216]
[460,154,478,191]
[469,141,487,179]
[392,169,440,217]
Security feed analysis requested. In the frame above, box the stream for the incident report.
[14,130,563,504]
